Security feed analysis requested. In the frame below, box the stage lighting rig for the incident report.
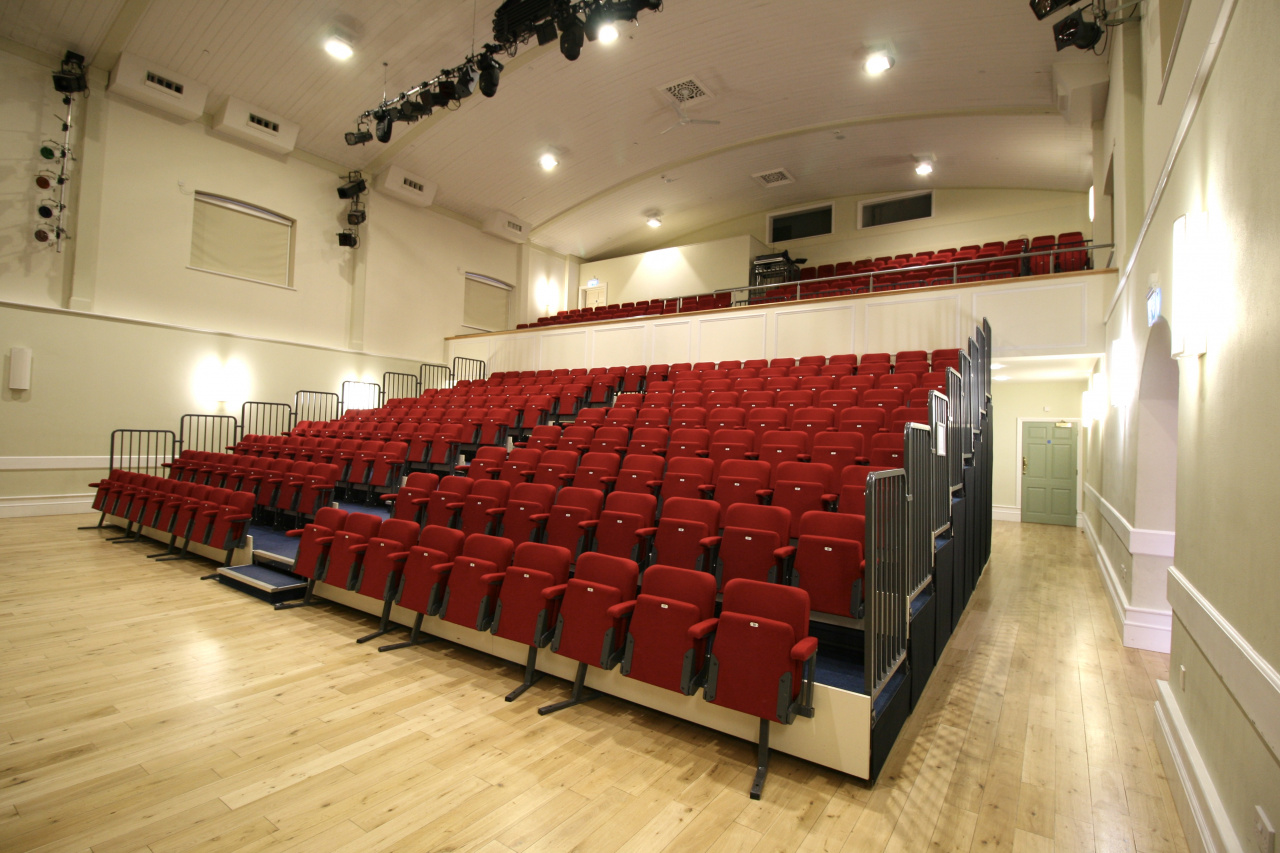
[476,53,504,97]
[337,229,359,248]
[345,121,373,145]
[347,201,366,226]
[337,172,367,200]
[52,51,87,94]
[1054,9,1103,50]
[374,107,396,143]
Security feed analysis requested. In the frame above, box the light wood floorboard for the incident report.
[0,516,1189,852]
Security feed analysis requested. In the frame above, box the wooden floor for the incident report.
[0,516,1188,853]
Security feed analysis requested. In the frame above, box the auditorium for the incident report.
[0,0,1275,850]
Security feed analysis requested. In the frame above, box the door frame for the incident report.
[579,281,608,309]
[1015,417,1084,528]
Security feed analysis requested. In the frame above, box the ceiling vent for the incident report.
[660,75,713,104]
[482,209,532,244]
[108,53,209,121]
[752,168,795,188]
[211,97,299,155]
[375,165,437,208]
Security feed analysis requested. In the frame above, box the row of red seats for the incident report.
[519,292,736,329]
[164,451,340,520]
[87,470,255,564]
[284,508,816,797]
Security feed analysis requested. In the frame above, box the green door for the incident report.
[1021,421,1077,526]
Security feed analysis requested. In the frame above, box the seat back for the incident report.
[551,552,640,669]
[652,497,721,570]
[543,486,605,558]
[716,503,792,586]
[620,565,719,694]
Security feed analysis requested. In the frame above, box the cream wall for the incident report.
[1083,0,1280,847]
[577,235,759,305]
[989,379,1086,516]
[665,188,1093,271]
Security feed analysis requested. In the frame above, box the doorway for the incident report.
[579,283,608,309]
[1021,421,1078,526]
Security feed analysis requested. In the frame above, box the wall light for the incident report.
[914,157,934,176]
[1171,211,1209,358]
[324,36,354,61]
[1088,185,1095,222]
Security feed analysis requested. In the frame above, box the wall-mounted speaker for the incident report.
[9,346,32,390]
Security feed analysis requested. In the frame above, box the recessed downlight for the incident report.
[864,51,894,75]
[915,159,934,176]
[646,216,662,228]
[324,36,353,61]
[598,23,620,43]
[539,152,559,171]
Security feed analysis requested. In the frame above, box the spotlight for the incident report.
[535,18,558,46]
[1054,9,1102,50]
[915,158,934,176]
[864,51,894,75]
[559,16,585,60]
[35,172,64,190]
[347,201,366,226]
[39,142,68,160]
[598,22,620,43]
[51,50,87,94]
[324,36,354,60]
[345,123,373,145]
[398,97,430,119]
[430,83,455,108]
[337,229,359,248]
[37,201,63,219]
[477,54,503,98]
[374,107,395,142]
[646,215,662,228]
[337,172,367,199]
[455,66,476,98]
[34,227,65,243]
[585,5,618,41]
[1029,0,1084,20]
[539,152,559,171]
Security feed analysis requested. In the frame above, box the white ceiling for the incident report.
[2,0,1106,260]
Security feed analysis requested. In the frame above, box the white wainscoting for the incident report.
[1081,496,1174,653]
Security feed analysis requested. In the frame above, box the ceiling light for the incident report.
[598,23,620,43]
[646,216,662,228]
[915,158,934,176]
[864,51,894,75]
[324,36,353,61]
[539,152,559,171]
[1054,10,1102,50]
[476,54,502,98]
[1029,0,1085,20]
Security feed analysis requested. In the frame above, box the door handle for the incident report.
[1022,456,1027,474]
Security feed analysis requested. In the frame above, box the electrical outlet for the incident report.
[1179,665,1186,690]
[1257,806,1275,853]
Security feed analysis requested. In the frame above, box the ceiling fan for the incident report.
[660,101,720,134]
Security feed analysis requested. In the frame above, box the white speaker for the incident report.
[9,347,31,390]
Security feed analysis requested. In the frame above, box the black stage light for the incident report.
[1030,0,1084,20]
[455,66,476,98]
[337,174,367,199]
[34,227,65,243]
[398,97,429,119]
[535,18,558,45]
[37,201,62,219]
[477,54,502,97]
[52,50,87,94]
[559,16,584,59]
[35,172,64,190]
[347,202,366,226]
[584,5,615,41]
[1054,9,1103,50]
[374,107,395,142]
[337,229,359,248]
[39,142,67,160]
[345,124,373,145]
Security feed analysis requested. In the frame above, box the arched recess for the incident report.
[1130,317,1179,627]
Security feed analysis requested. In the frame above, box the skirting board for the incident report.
[1154,681,1243,853]
[0,493,95,518]
[1082,512,1172,652]
[992,505,1084,528]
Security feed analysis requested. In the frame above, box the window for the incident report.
[189,192,294,288]
[463,273,513,332]
[768,205,833,243]
[859,191,933,229]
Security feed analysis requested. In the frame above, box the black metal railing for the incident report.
[241,401,295,437]
[420,362,452,391]
[109,429,177,477]
[865,468,909,708]
[452,356,486,384]
[295,390,340,424]
[946,368,964,491]
[928,390,951,537]
[383,371,421,401]
[903,423,934,599]
[178,414,239,454]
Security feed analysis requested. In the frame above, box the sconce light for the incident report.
[1171,211,1208,358]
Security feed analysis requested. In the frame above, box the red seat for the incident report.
[585,490,657,563]
[702,458,771,524]
[542,486,605,560]
[708,503,791,588]
[277,507,349,609]
[435,533,517,633]
[318,512,385,591]
[489,542,575,699]
[790,511,865,618]
[810,432,867,475]
[495,448,542,486]
[613,453,666,495]
[765,461,837,538]
[495,482,558,543]
[424,475,474,527]
[457,445,507,480]
[648,497,720,571]
[571,451,621,492]
[837,465,893,516]
[348,518,422,642]
[626,427,669,456]
[397,533,514,637]
[454,479,512,536]
[619,565,718,695]
[655,457,715,504]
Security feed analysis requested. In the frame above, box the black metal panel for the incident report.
[382,372,421,402]
[903,423,933,597]
[452,356,487,384]
[909,593,936,710]
[865,469,909,707]
[178,414,239,453]
[241,401,294,437]
[928,391,950,535]
[420,362,452,390]
[109,429,177,477]
[946,368,964,489]
[294,391,339,424]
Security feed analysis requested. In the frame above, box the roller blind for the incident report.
[189,192,294,288]
[463,274,512,332]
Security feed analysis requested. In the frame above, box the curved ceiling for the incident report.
[2,0,1105,259]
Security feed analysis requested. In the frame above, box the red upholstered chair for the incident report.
[434,533,516,634]
[619,565,718,695]
[838,465,894,516]
[347,518,421,643]
[385,533,513,650]
[789,511,865,618]
[275,507,349,610]
[705,503,792,588]
[839,407,887,448]
[613,454,665,495]
[667,428,710,462]
[531,450,580,488]
[489,542,575,699]
[701,458,771,524]
[646,496,720,571]
[383,472,439,524]
[654,457,715,505]
[495,482,558,543]
[454,478,512,536]
[456,445,507,480]
[626,427,669,457]
[496,448,542,486]
[314,511,384,592]
[583,490,657,564]
[764,461,839,538]
[423,475,474,528]
[374,524,467,651]
[571,451,621,492]
[541,486,605,561]
[810,431,867,476]
[701,578,817,799]
[557,425,595,454]
[539,552,640,715]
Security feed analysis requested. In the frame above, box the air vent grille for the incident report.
[753,168,795,187]
[506,220,524,234]
[247,113,280,134]
[660,76,712,104]
[145,71,184,95]
[402,177,425,192]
